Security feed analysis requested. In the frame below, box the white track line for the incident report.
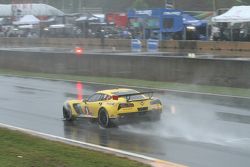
[0,123,186,167]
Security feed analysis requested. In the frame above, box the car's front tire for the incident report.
[63,107,74,121]
[98,108,111,128]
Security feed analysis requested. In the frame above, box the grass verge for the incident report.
[0,69,250,98]
[0,127,149,167]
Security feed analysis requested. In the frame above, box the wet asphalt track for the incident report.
[0,76,250,167]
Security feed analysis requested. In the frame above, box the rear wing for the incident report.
[114,92,154,101]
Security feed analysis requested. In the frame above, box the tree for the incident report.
[132,0,149,9]
[234,0,250,4]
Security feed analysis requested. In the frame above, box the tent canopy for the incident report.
[128,8,184,33]
[212,6,250,23]
[18,24,34,29]
[182,13,207,27]
[76,16,88,21]
[76,14,105,22]
[13,15,40,25]
[0,4,64,17]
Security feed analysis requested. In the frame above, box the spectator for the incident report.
[100,29,105,48]
[211,26,220,41]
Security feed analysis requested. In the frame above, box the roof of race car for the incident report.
[96,88,139,96]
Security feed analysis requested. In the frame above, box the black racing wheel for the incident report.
[98,108,110,128]
[63,107,73,121]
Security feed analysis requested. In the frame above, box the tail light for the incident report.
[118,103,134,110]
[150,99,162,105]
[113,95,119,100]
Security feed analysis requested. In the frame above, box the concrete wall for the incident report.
[1,38,250,52]
[0,50,249,88]
[0,37,130,49]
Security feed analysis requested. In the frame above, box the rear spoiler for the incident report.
[113,92,154,101]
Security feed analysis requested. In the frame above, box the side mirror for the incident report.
[83,98,88,104]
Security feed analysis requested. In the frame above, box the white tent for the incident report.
[0,5,12,16]
[0,4,64,17]
[75,16,88,21]
[212,6,250,23]
[18,24,34,29]
[49,24,66,28]
[92,14,105,22]
[76,14,105,22]
[13,15,40,25]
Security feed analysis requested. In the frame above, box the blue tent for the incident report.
[128,8,184,33]
[182,13,208,40]
[160,8,184,32]
[182,13,207,27]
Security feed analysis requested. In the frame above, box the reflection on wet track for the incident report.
[0,76,250,167]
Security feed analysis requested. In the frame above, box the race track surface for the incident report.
[0,76,250,167]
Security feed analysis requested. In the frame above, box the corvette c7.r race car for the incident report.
[63,88,162,128]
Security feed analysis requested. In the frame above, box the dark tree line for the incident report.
[0,0,249,12]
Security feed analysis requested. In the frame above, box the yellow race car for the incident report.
[63,88,162,128]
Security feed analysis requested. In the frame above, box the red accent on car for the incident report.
[112,95,119,100]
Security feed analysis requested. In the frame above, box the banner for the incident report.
[147,39,159,52]
[131,39,142,52]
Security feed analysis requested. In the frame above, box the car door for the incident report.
[85,93,103,117]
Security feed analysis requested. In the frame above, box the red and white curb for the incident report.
[0,123,186,167]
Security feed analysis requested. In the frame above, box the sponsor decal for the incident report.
[136,10,152,16]
[163,11,181,15]
[140,101,144,106]
[107,102,115,106]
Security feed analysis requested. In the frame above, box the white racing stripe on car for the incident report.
[0,123,186,167]
[2,74,250,100]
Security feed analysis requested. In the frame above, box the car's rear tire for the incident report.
[98,108,110,128]
[63,107,74,121]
